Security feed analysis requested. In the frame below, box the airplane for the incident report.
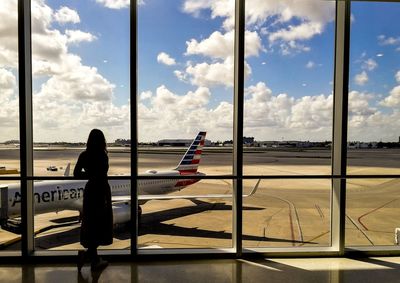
[0,131,260,234]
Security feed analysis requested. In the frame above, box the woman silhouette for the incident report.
[74,129,113,271]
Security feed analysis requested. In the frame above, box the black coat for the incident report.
[74,150,113,248]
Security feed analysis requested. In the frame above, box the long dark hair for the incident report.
[86,129,107,153]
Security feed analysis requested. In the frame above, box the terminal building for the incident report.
[157,138,212,147]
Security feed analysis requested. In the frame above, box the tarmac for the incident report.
[0,147,400,250]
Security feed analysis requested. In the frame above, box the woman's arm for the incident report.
[73,152,86,177]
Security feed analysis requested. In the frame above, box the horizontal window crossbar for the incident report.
[2,174,400,181]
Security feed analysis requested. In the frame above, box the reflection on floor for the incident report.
[2,257,400,282]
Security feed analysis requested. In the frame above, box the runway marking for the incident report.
[346,214,374,245]
[315,204,324,219]
[357,198,399,231]
[257,207,286,246]
[299,231,330,246]
[289,206,295,246]
[265,194,303,245]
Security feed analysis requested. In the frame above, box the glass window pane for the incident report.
[31,0,130,251]
[137,0,234,251]
[0,267,21,282]
[0,0,20,175]
[0,181,21,251]
[0,0,20,253]
[31,0,130,176]
[243,0,335,176]
[348,2,400,175]
[346,178,400,247]
[243,179,331,248]
[34,178,131,251]
[138,178,233,249]
[138,0,234,176]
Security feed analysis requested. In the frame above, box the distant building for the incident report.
[348,141,378,149]
[114,138,131,146]
[243,137,254,145]
[157,139,211,147]
[255,140,331,148]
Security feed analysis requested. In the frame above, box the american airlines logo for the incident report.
[11,187,84,207]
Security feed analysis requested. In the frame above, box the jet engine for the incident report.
[112,202,131,225]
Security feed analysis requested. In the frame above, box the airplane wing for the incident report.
[112,179,261,202]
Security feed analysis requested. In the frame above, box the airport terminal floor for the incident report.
[2,257,400,282]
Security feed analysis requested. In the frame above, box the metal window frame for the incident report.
[331,0,351,256]
[233,0,245,258]
[1,0,400,260]
[18,0,34,257]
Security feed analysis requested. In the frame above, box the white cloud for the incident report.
[0,68,16,90]
[185,57,252,87]
[245,82,272,100]
[354,71,368,86]
[3,1,400,143]
[243,82,333,138]
[183,0,213,16]
[174,70,187,82]
[137,85,217,141]
[348,91,376,116]
[0,1,129,142]
[396,71,400,83]
[183,30,258,88]
[362,58,377,71]
[0,1,18,68]
[183,0,334,55]
[186,30,263,59]
[279,41,311,56]
[183,0,334,31]
[289,95,332,130]
[306,61,315,69]
[186,60,233,87]
[0,68,18,139]
[378,35,400,46]
[140,90,152,101]
[37,65,115,102]
[66,30,97,45]
[96,0,130,9]
[157,52,176,66]
[54,6,80,24]
[134,80,400,142]
[269,22,323,43]
[380,86,400,107]
[183,0,234,30]
[186,31,233,59]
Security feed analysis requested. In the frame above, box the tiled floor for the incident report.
[1,257,400,282]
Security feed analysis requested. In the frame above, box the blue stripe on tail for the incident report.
[175,131,206,174]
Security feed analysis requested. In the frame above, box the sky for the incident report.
[0,0,399,143]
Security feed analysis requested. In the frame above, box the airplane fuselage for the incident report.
[0,131,208,229]
[3,170,203,218]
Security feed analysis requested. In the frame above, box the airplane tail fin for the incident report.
[175,131,206,175]
[64,163,71,177]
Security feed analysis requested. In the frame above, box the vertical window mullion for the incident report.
[233,0,245,257]
[130,0,138,257]
[18,0,34,257]
[332,0,350,255]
